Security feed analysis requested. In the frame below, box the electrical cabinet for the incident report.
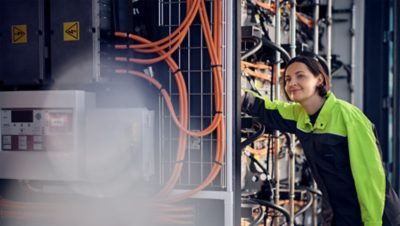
[49,0,99,85]
[0,0,44,85]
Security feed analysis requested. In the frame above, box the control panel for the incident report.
[0,91,94,180]
[1,109,73,151]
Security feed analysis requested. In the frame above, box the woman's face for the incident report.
[284,62,323,103]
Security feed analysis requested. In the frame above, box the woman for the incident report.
[241,54,400,226]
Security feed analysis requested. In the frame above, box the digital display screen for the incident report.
[11,110,33,123]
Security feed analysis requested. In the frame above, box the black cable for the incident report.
[294,190,314,218]
[241,121,269,176]
[280,132,292,149]
[249,206,265,226]
[262,37,291,63]
[246,153,269,176]
[305,186,323,196]
[315,54,331,77]
[249,198,291,225]
[244,74,262,96]
[331,62,345,77]
[242,37,263,60]
[240,121,265,149]
[258,10,271,36]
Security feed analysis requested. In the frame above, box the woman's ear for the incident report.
[317,74,324,86]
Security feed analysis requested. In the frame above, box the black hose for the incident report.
[262,37,291,63]
[242,37,263,60]
[305,187,323,196]
[331,63,345,77]
[249,206,266,226]
[246,153,269,176]
[241,121,268,176]
[294,190,314,218]
[243,75,262,96]
[240,121,265,149]
[315,54,331,77]
[250,198,291,225]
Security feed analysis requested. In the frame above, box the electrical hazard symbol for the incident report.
[11,25,27,44]
[63,22,80,41]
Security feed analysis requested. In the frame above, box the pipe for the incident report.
[350,0,356,103]
[289,1,296,225]
[273,1,281,225]
[290,0,297,58]
[313,0,320,54]
[311,181,318,226]
[294,190,314,217]
[326,0,332,71]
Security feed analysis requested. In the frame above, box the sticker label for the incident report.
[11,25,27,44]
[63,22,80,41]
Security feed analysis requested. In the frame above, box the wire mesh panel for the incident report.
[158,0,227,191]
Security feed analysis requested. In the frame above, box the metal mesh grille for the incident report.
[158,0,226,190]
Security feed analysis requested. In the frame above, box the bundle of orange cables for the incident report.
[114,0,225,203]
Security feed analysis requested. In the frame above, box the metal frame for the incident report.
[393,0,400,194]
[157,1,239,225]
[326,0,332,71]
[159,0,227,190]
[92,0,100,82]
[363,0,390,163]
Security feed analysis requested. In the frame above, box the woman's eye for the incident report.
[285,77,291,82]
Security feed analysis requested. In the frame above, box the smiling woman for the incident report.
[241,54,400,226]
[282,55,331,128]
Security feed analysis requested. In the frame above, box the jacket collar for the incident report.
[297,92,336,132]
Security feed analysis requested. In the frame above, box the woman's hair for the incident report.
[283,53,331,97]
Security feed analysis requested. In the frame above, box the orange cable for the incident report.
[114,0,225,201]
[255,0,276,14]
[296,12,313,29]
[115,0,200,49]
[163,0,226,202]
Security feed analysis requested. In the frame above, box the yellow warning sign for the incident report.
[63,22,80,41]
[11,25,27,44]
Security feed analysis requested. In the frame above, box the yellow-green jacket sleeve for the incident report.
[345,110,385,226]
[241,91,301,133]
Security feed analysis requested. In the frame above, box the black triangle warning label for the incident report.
[11,25,27,44]
[64,22,80,41]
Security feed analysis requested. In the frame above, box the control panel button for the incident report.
[18,136,27,150]
[2,136,11,145]
[35,113,42,120]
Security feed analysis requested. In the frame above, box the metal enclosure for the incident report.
[0,0,44,85]
[0,91,156,185]
[0,0,240,225]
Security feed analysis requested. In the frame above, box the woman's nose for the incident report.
[286,79,296,87]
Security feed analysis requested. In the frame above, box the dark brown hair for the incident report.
[283,54,331,97]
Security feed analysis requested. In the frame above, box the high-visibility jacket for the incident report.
[242,91,400,226]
